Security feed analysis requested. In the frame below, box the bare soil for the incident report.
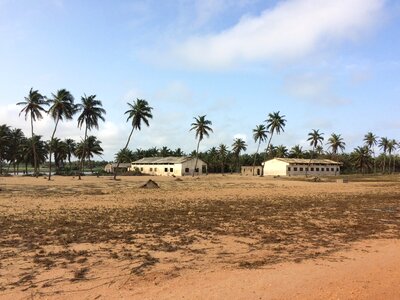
[0,174,399,299]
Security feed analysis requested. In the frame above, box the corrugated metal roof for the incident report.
[107,163,132,167]
[272,158,342,165]
[132,156,193,164]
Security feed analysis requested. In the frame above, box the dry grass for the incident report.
[0,175,399,294]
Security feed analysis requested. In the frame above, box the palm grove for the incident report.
[0,89,399,177]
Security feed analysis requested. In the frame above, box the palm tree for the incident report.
[263,112,286,174]
[364,132,378,173]
[159,146,171,157]
[0,124,11,175]
[190,115,213,177]
[252,124,268,175]
[352,146,372,174]
[387,139,397,174]
[75,136,103,173]
[232,138,247,173]
[289,144,303,158]
[275,145,288,158]
[114,148,136,163]
[77,94,106,179]
[64,138,77,170]
[47,89,76,180]
[114,99,153,180]
[379,137,389,173]
[17,88,48,177]
[8,128,25,174]
[218,144,228,174]
[306,129,324,176]
[326,133,345,175]
[327,133,345,157]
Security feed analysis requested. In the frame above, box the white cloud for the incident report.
[170,0,384,69]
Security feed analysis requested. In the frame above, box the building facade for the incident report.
[131,156,207,176]
[263,158,341,176]
[241,166,263,176]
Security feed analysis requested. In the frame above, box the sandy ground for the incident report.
[0,174,399,299]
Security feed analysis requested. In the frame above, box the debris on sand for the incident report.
[140,179,160,189]
[175,178,183,182]
[308,176,321,182]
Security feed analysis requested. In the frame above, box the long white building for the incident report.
[131,156,207,176]
[263,158,341,176]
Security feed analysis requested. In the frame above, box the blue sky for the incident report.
[0,0,399,161]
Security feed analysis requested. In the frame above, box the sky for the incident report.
[0,0,399,161]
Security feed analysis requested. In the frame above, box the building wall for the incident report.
[263,159,340,176]
[263,160,289,176]
[241,166,262,176]
[286,164,340,176]
[131,159,207,176]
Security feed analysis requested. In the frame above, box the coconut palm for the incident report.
[114,99,153,180]
[379,137,389,173]
[47,89,76,180]
[77,95,106,179]
[75,136,103,173]
[264,111,286,161]
[0,125,11,175]
[232,138,247,173]
[327,133,346,158]
[363,132,378,173]
[8,128,25,174]
[190,115,213,177]
[115,148,136,163]
[218,144,228,174]
[252,124,268,175]
[64,138,77,170]
[275,145,288,158]
[17,88,48,177]
[352,146,372,174]
[289,144,303,158]
[387,139,397,174]
[306,129,324,176]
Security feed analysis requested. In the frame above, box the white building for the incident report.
[131,156,207,176]
[263,158,341,176]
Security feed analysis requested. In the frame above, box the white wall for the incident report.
[263,160,288,176]
[131,158,207,176]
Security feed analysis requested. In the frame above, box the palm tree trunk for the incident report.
[78,125,88,180]
[31,113,38,177]
[383,153,386,174]
[192,139,201,177]
[48,117,60,180]
[252,140,261,176]
[306,147,315,177]
[372,149,376,174]
[114,127,134,180]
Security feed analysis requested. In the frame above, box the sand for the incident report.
[0,174,399,299]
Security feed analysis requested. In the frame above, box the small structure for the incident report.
[131,156,207,177]
[263,158,341,176]
[104,163,132,173]
[241,166,263,176]
[140,179,160,189]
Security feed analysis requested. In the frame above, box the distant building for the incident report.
[131,156,207,176]
[104,163,132,173]
[241,166,263,176]
[263,158,341,176]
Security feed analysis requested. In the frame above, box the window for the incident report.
[305,168,308,171]
[331,168,334,171]
[164,168,168,172]
[311,167,314,171]
[195,168,199,172]
[300,167,303,171]
[150,168,153,172]
[140,167,143,171]
[185,168,189,173]
[170,168,173,172]
[294,167,298,171]
[287,167,291,171]
[316,168,319,171]
[154,168,157,172]
[321,168,324,171]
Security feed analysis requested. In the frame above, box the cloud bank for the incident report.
[171,0,384,69]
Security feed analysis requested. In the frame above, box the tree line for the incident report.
[0,88,398,177]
